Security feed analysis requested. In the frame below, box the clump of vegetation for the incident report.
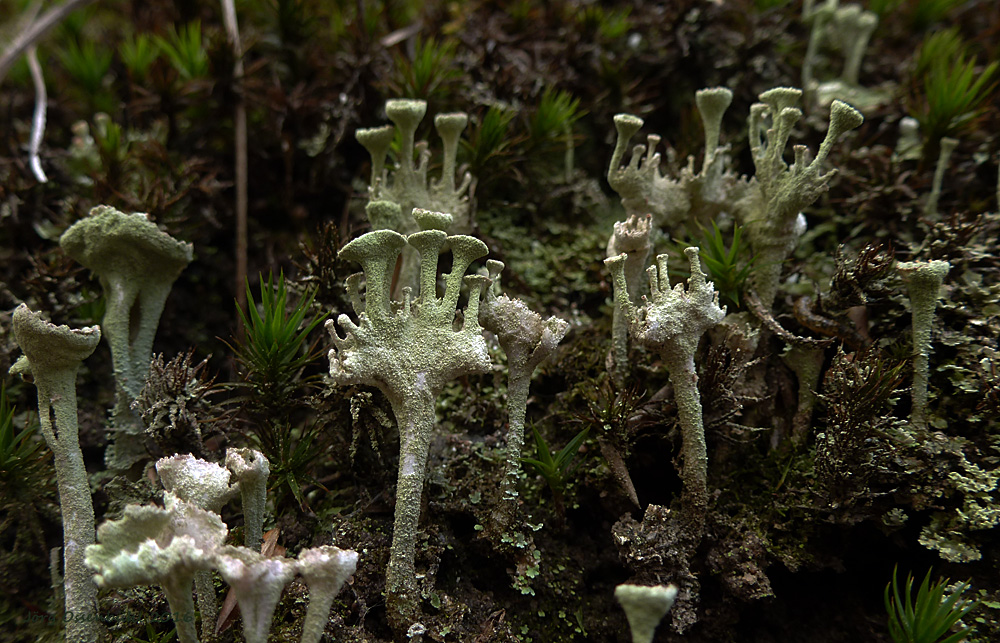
[885,567,976,643]
[229,272,327,512]
[522,424,590,521]
[912,28,997,151]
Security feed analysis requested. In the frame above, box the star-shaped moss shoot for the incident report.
[60,205,193,468]
[355,99,476,233]
[897,260,951,431]
[85,493,227,643]
[326,214,491,630]
[479,260,569,532]
[615,583,678,643]
[605,248,725,536]
[9,304,101,643]
[742,89,863,309]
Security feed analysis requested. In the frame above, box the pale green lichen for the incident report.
[9,304,101,643]
[155,452,239,634]
[296,546,360,643]
[60,205,193,470]
[214,546,298,643]
[606,214,652,386]
[897,259,951,430]
[326,216,491,630]
[614,583,678,643]
[226,448,271,553]
[924,137,959,219]
[356,99,475,233]
[156,453,236,513]
[607,87,743,231]
[86,493,227,643]
[919,453,1000,562]
[606,248,725,535]
[478,259,569,532]
[88,468,356,643]
[742,90,863,309]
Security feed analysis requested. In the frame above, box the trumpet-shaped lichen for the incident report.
[60,205,193,470]
[9,304,101,643]
[615,583,678,643]
[897,259,951,430]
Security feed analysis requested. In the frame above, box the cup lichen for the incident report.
[9,303,101,643]
[60,205,193,470]
[326,216,491,630]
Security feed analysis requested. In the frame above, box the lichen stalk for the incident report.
[605,249,725,536]
[925,137,958,219]
[897,260,951,430]
[478,260,569,532]
[10,304,100,643]
[385,395,436,623]
[327,220,490,632]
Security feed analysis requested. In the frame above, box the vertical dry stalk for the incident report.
[219,0,249,328]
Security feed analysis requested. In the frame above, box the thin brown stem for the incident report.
[219,0,249,335]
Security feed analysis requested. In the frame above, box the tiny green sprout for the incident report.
[916,33,997,149]
[119,33,161,84]
[0,382,48,484]
[915,29,965,77]
[527,88,583,152]
[910,0,966,31]
[233,272,327,401]
[885,566,976,643]
[129,623,177,643]
[461,105,521,185]
[693,221,755,310]
[155,21,209,81]
[231,272,327,512]
[58,39,112,96]
[389,36,462,101]
[521,424,589,519]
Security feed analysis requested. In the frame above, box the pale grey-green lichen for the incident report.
[924,137,959,219]
[326,217,491,630]
[615,583,678,643]
[742,90,863,309]
[214,546,298,643]
[60,205,193,470]
[356,99,475,233]
[607,87,744,232]
[296,546,360,643]
[226,448,271,553]
[478,259,569,532]
[606,214,652,386]
[897,259,951,430]
[86,493,226,643]
[606,248,725,536]
[9,304,101,643]
[919,452,1000,562]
